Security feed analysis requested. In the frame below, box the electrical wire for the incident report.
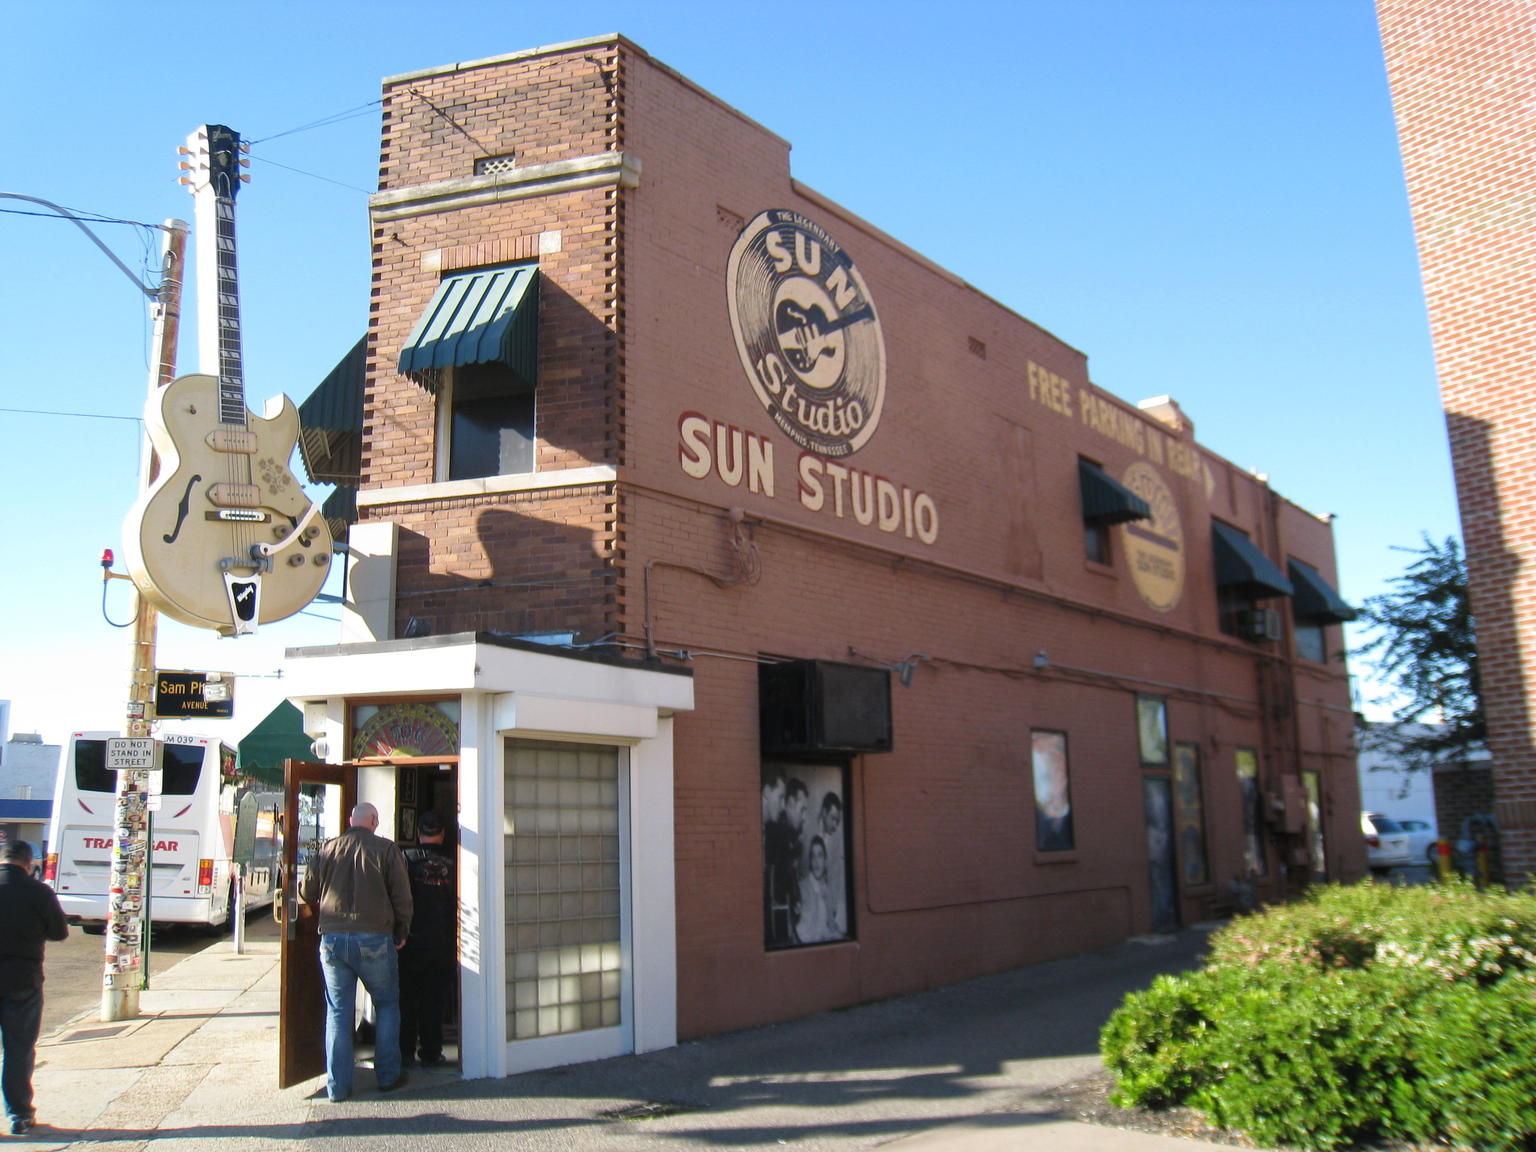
[246,101,382,145]
[245,152,374,195]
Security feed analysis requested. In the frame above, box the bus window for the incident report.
[74,739,114,793]
[161,744,202,795]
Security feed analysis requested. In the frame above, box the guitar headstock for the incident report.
[178,124,249,200]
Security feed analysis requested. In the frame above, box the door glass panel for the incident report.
[297,782,343,890]
[504,742,622,1040]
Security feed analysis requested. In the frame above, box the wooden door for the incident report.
[276,760,356,1089]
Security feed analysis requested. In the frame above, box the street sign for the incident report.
[153,670,235,719]
[105,737,156,771]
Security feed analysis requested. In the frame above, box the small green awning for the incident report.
[398,264,538,391]
[236,701,312,786]
[1212,522,1293,598]
[1289,559,1356,623]
[321,484,357,543]
[1079,460,1152,526]
[298,335,365,485]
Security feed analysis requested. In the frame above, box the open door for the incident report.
[276,760,356,1089]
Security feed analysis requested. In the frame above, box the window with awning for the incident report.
[1079,460,1152,526]
[1211,521,1293,599]
[1079,458,1150,565]
[1287,559,1356,623]
[399,264,539,391]
[398,263,540,480]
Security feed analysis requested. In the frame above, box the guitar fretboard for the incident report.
[214,198,246,428]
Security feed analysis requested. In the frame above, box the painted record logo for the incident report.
[1122,461,1185,613]
[726,209,885,457]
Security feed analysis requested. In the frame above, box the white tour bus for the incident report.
[44,731,281,932]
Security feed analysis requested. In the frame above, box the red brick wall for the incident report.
[1378,1,1536,876]
[362,44,624,636]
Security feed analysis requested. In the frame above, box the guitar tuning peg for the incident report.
[177,145,192,156]
[239,173,251,183]
[238,156,251,167]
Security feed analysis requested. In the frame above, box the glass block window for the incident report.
[504,742,624,1041]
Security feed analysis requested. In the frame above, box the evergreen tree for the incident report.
[1354,535,1485,771]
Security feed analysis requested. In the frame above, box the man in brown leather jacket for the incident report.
[300,802,412,1101]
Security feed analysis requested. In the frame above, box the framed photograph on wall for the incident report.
[1031,730,1074,852]
[399,806,416,842]
[1137,695,1168,765]
[1173,742,1208,885]
[762,761,851,949]
[1235,748,1266,876]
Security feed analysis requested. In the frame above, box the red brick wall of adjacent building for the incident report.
[362,35,1360,1041]
[1377,1,1536,876]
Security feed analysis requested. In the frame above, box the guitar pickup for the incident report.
[207,483,260,507]
[205,428,257,454]
[205,509,270,522]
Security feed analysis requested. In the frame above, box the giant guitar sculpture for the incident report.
[123,125,331,636]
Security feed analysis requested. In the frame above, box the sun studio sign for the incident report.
[677,208,938,546]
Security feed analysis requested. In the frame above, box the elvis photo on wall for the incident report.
[762,761,851,948]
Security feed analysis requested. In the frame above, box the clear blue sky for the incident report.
[0,0,1455,748]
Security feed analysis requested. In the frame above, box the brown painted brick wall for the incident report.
[1378,1,1536,876]
[360,35,1358,1041]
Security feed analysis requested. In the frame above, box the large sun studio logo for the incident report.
[727,210,886,457]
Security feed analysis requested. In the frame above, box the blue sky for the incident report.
[0,0,1455,747]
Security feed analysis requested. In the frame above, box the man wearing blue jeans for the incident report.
[0,841,67,1135]
[300,802,413,1102]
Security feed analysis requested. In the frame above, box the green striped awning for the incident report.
[1212,522,1294,598]
[298,335,365,485]
[1079,460,1152,526]
[398,264,538,391]
[1288,559,1356,623]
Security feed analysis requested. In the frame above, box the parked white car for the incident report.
[1397,818,1439,863]
[1361,812,1412,872]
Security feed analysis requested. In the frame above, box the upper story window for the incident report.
[398,262,540,481]
[1211,521,1293,641]
[1078,458,1151,564]
[1287,558,1356,662]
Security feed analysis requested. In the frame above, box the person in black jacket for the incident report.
[0,841,67,1136]
[399,812,455,1068]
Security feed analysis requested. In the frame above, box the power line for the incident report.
[0,406,140,423]
[246,153,374,195]
[247,100,381,146]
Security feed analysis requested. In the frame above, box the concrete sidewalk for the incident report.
[18,932,1237,1151]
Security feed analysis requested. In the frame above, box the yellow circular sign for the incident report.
[1122,462,1184,612]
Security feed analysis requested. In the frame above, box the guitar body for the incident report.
[123,372,332,633]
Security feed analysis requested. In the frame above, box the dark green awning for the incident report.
[236,701,312,786]
[1289,559,1356,623]
[1079,460,1152,526]
[321,484,357,543]
[1212,522,1293,598]
[298,335,365,485]
[398,264,538,391]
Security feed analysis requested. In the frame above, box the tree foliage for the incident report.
[1354,535,1484,771]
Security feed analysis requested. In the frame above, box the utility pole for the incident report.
[101,217,187,1022]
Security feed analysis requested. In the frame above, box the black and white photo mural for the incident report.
[762,762,851,948]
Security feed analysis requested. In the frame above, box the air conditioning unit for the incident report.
[1237,608,1282,642]
[759,659,893,757]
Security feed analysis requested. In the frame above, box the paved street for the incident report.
[43,909,279,1036]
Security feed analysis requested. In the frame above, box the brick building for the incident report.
[1376,1,1536,878]
[284,36,1361,1079]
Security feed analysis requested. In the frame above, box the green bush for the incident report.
[1101,880,1536,1151]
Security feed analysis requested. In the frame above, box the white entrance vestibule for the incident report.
[282,632,694,1078]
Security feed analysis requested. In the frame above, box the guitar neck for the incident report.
[214,196,246,427]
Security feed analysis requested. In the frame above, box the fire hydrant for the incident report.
[1435,836,1454,880]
